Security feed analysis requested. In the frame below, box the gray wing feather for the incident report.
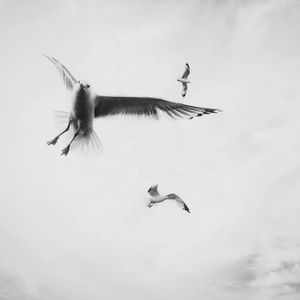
[94,95,220,120]
[182,63,190,79]
[43,54,77,90]
[167,193,191,213]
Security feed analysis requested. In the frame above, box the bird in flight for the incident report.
[177,63,191,97]
[44,55,220,156]
[147,184,191,213]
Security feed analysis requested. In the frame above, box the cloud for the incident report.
[217,239,300,298]
[0,269,37,300]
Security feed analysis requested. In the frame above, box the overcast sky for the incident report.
[0,0,300,299]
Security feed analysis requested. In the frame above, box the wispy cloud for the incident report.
[0,269,37,300]
[217,239,300,298]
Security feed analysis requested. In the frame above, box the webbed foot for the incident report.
[47,136,59,146]
[61,145,70,156]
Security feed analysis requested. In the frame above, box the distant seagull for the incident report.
[147,184,191,213]
[44,55,220,156]
[177,63,191,97]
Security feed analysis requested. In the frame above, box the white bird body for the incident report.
[44,55,220,156]
[71,83,95,133]
[177,78,190,84]
[147,184,191,213]
[149,195,168,204]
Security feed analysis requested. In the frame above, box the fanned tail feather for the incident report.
[71,129,103,157]
[50,110,103,156]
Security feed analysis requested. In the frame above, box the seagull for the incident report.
[44,55,220,156]
[177,63,191,97]
[147,184,191,213]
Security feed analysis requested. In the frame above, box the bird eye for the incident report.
[78,81,80,84]
[86,84,90,88]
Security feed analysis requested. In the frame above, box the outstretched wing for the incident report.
[182,83,188,97]
[167,193,191,213]
[43,54,77,90]
[148,184,159,197]
[94,95,220,120]
[181,63,190,79]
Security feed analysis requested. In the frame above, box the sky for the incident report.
[0,0,300,299]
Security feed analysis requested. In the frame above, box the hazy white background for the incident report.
[0,0,300,299]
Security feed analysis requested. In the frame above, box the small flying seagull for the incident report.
[44,55,220,156]
[177,63,191,97]
[147,184,191,213]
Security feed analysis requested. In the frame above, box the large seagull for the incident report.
[44,55,221,156]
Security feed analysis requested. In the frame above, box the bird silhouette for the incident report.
[147,184,191,213]
[177,63,191,97]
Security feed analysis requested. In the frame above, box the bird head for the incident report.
[148,183,158,193]
[75,80,91,94]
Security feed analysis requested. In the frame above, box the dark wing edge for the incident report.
[167,193,191,213]
[182,202,191,213]
[94,96,221,120]
[43,54,77,90]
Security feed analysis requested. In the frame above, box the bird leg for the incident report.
[47,120,72,146]
[61,128,80,156]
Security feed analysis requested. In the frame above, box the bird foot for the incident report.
[47,136,59,146]
[61,145,70,156]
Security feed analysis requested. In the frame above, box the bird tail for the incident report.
[52,110,103,156]
[71,129,103,157]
